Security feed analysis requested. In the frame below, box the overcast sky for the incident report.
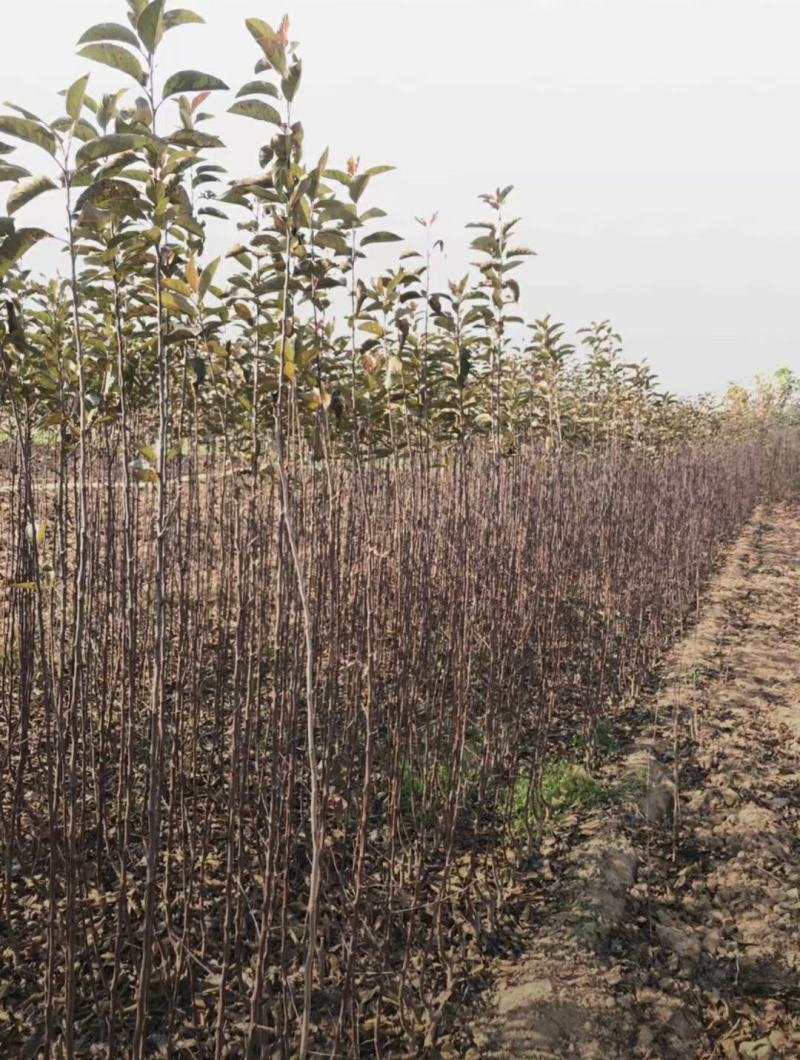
[3,0,800,396]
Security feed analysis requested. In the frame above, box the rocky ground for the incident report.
[469,503,800,1059]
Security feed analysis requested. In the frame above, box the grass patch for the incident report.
[503,756,652,839]
[541,761,609,814]
[501,761,609,839]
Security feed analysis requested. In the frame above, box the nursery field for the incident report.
[1,439,799,1058]
[1,1,800,1056]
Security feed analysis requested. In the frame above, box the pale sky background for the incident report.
[3,0,800,396]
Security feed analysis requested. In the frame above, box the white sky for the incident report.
[3,0,800,396]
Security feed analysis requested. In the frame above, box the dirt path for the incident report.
[470,503,800,1060]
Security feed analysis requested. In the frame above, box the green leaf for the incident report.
[470,234,498,255]
[66,75,91,123]
[282,60,302,103]
[0,116,57,156]
[163,70,229,98]
[94,154,143,181]
[76,133,148,166]
[0,163,31,182]
[169,130,224,149]
[164,9,205,30]
[314,230,349,253]
[172,214,205,239]
[76,178,140,210]
[359,320,385,337]
[245,18,287,76]
[0,227,51,278]
[319,198,357,224]
[193,172,221,187]
[235,80,279,99]
[78,44,146,86]
[360,230,402,246]
[7,174,58,215]
[324,169,351,187]
[228,99,282,125]
[78,22,140,47]
[3,103,47,123]
[198,255,220,299]
[350,173,372,203]
[71,118,100,144]
[0,141,13,155]
[137,0,165,53]
[161,289,196,317]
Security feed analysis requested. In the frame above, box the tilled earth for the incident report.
[470,504,800,1059]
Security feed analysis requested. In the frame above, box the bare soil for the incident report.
[470,503,800,1060]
